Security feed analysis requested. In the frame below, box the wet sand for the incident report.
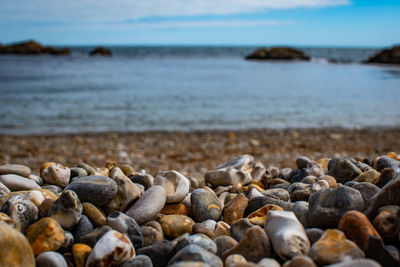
[1,127,399,177]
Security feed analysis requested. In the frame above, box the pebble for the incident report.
[85,230,135,267]
[136,240,174,267]
[214,235,238,257]
[141,221,164,246]
[49,190,82,229]
[230,218,253,242]
[26,217,65,255]
[119,255,154,267]
[328,157,362,184]
[0,212,20,230]
[64,176,118,206]
[258,258,281,267]
[306,228,324,245]
[190,188,222,222]
[161,203,188,215]
[35,251,68,267]
[80,225,112,248]
[168,244,223,267]
[292,201,310,228]
[372,205,400,243]
[308,229,365,265]
[82,202,106,226]
[106,211,144,248]
[352,183,380,210]
[130,173,154,190]
[41,164,71,188]
[154,170,190,203]
[72,243,92,267]
[0,174,40,191]
[158,214,195,239]
[77,162,96,175]
[0,222,35,266]
[192,220,216,238]
[283,256,317,267]
[173,233,217,254]
[0,164,31,177]
[225,254,247,267]
[2,193,38,232]
[265,210,310,260]
[70,167,88,178]
[72,215,94,243]
[354,169,380,184]
[0,181,10,197]
[223,194,248,225]
[325,259,381,267]
[126,185,167,225]
[28,190,45,207]
[247,204,283,226]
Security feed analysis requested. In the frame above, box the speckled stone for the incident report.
[214,235,238,257]
[154,170,190,203]
[0,164,31,177]
[159,215,195,239]
[0,174,40,191]
[26,217,66,255]
[49,190,82,230]
[72,215,93,243]
[72,243,92,267]
[0,221,35,267]
[106,211,144,248]
[223,194,248,226]
[190,188,222,222]
[85,230,135,267]
[82,202,106,226]
[141,221,164,246]
[35,251,68,267]
[168,244,223,267]
[64,176,118,206]
[41,164,71,188]
[2,193,38,232]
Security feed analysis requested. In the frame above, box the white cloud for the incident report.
[1,0,351,23]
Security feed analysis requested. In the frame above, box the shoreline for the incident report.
[1,127,399,176]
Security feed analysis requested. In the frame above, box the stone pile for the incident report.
[0,152,400,267]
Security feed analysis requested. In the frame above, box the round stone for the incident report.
[154,170,190,203]
[130,174,154,190]
[160,203,188,216]
[247,204,283,226]
[70,167,88,178]
[49,190,82,230]
[225,254,247,267]
[119,255,153,267]
[35,251,68,267]
[190,188,222,222]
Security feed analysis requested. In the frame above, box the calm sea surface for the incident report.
[0,46,399,134]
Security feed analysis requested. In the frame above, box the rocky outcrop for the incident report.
[89,47,112,56]
[366,45,400,65]
[0,40,70,55]
[245,47,310,61]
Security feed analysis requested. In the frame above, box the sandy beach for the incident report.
[2,127,399,176]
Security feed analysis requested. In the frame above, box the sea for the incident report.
[0,46,399,135]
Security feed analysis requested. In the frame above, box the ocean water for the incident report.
[0,46,399,135]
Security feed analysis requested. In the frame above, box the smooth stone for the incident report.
[375,168,396,188]
[262,188,290,201]
[26,217,65,255]
[168,261,210,267]
[287,182,311,194]
[311,180,330,192]
[135,183,145,195]
[301,175,317,184]
[214,221,230,237]
[120,164,138,177]
[223,194,248,225]
[82,202,106,226]
[0,221,35,266]
[338,210,381,252]
[372,205,400,243]
[214,235,238,257]
[27,174,44,186]
[258,258,281,267]
[49,190,82,229]
[305,161,325,177]
[352,183,380,210]
[2,193,38,232]
[85,230,135,267]
[306,228,324,245]
[296,156,312,169]
[283,256,317,267]
[309,229,365,265]
[244,195,291,217]
[0,164,31,177]
[279,168,292,181]
[141,221,164,246]
[325,259,381,267]
[386,245,400,261]
[317,175,337,188]
[365,235,400,266]
[77,163,96,175]
[173,233,217,254]
[28,190,45,207]
[103,174,141,214]
[0,188,57,207]
[136,240,174,267]
[160,203,188,216]
[36,251,68,267]
[72,215,94,243]
[0,174,40,191]
[0,181,10,197]
[225,254,247,267]
[168,244,223,267]
[159,215,195,239]
[154,170,190,203]
[41,164,71,188]
[39,198,55,217]
[119,255,153,267]
[0,212,19,230]
[247,188,264,199]
[252,161,267,180]
[289,169,309,183]
[265,210,310,260]
[130,174,154,190]
[205,154,254,187]
[190,188,222,222]
[80,225,112,248]
[247,204,283,226]
[308,186,364,228]
[41,184,62,194]
[354,169,380,184]
[192,220,216,238]
[222,225,271,262]
[292,201,310,228]
[72,243,92,267]
[64,176,118,206]
[70,167,88,178]
[126,185,166,225]
[376,156,400,172]
[328,157,362,184]
[230,218,253,242]
[106,211,144,249]
[188,176,206,189]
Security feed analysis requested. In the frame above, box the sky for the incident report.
[0,0,399,46]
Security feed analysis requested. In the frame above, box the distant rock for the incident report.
[366,45,400,65]
[0,40,70,55]
[245,47,310,61]
[89,47,112,56]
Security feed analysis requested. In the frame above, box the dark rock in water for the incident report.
[136,240,174,267]
[0,40,70,55]
[366,45,400,65]
[245,47,310,61]
[89,47,112,56]
[168,244,223,267]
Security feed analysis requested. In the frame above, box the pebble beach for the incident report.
[1,127,400,266]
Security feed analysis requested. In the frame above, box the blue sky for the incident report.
[0,0,399,46]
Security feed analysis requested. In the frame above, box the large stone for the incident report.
[309,229,365,265]
[126,185,167,224]
[245,47,310,60]
[2,193,38,232]
[366,45,400,65]
[0,222,35,267]
[106,211,144,248]
[0,164,31,177]
[191,188,222,222]
[0,174,40,191]
[308,186,364,228]
[0,40,70,55]
[328,157,362,184]
[85,230,135,267]
[205,155,254,187]
[49,190,82,229]
[168,244,223,267]
[89,47,112,56]
[64,176,118,206]
[159,215,195,239]
[35,251,68,267]
[283,256,317,267]
[265,210,310,260]
[154,170,190,203]
[223,194,248,225]
[41,164,71,188]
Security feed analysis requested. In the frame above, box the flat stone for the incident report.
[126,185,166,225]
[309,229,365,265]
[72,243,92,267]
[214,235,238,257]
[0,174,40,191]
[265,210,310,260]
[136,240,174,267]
[41,164,71,188]
[190,188,222,222]
[82,202,106,227]
[36,251,68,267]
[49,190,82,229]
[106,211,144,249]
[0,164,31,177]
[141,221,164,246]
[26,217,65,255]
[72,215,94,243]
[64,176,118,206]
[2,193,38,232]
[223,194,248,225]
[328,157,362,184]
[0,222,35,266]
[159,215,195,239]
[372,205,400,243]
[154,170,190,203]
[168,244,223,267]
[85,230,135,267]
